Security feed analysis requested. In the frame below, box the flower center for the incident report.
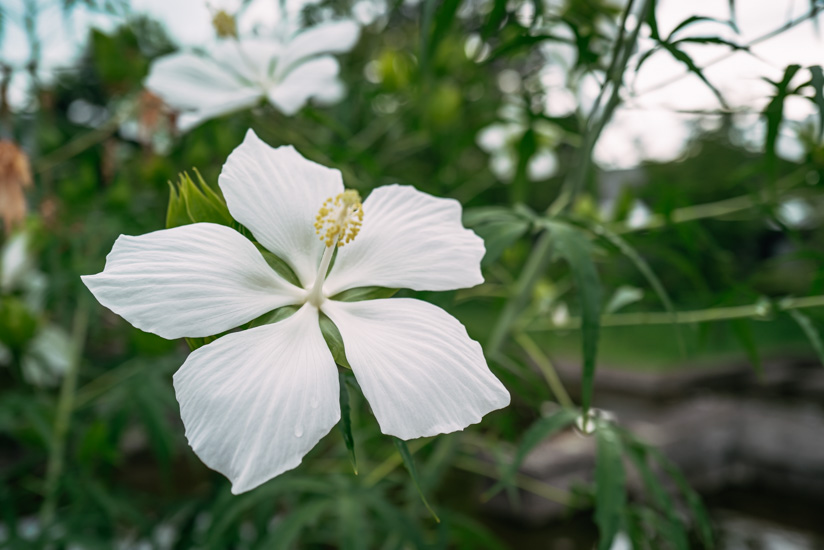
[314,190,363,248]
[306,190,363,307]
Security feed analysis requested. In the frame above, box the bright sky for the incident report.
[1,0,822,168]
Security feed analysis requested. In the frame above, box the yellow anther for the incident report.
[315,189,364,248]
[212,10,237,38]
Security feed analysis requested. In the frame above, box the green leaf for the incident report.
[256,498,332,549]
[662,44,728,108]
[330,287,398,302]
[320,313,351,368]
[184,335,218,352]
[484,408,578,499]
[392,438,440,522]
[595,425,626,550]
[338,372,357,474]
[625,442,689,550]
[764,65,802,179]
[788,309,824,367]
[258,249,302,288]
[474,220,531,266]
[426,0,462,67]
[591,222,685,356]
[647,447,714,548]
[667,16,737,39]
[543,221,602,413]
[731,319,763,378]
[808,65,824,142]
[671,36,747,50]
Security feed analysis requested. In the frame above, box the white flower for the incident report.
[145,20,360,132]
[0,231,71,387]
[82,130,510,494]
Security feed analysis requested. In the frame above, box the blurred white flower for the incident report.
[83,129,510,493]
[477,100,562,182]
[0,232,71,388]
[145,20,361,132]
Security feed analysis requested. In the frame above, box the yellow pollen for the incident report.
[315,189,364,247]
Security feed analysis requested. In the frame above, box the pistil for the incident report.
[307,189,364,307]
[307,245,335,307]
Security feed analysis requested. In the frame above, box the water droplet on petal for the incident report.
[294,425,304,438]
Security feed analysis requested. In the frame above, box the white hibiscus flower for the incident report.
[82,130,510,494]
[145,20,360,132]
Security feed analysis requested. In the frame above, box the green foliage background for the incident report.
[1,0,823,548]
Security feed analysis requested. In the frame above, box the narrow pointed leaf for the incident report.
[392,437,440,522]
[591,222,684,356]
[625,441,689,550]
[338,372,358,474]
[808,65,824,141]
[595,425,625,550]
[484,408,578,499]
[788,309,824,367]
[543,221,602,413]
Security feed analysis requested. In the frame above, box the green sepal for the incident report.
[320,313,351,368]
[330,287,398,302]
[247,305,301,329]
[257,248,302,288]
[338,372,358,475]
[166,168,233,229]
[184,334,218,352]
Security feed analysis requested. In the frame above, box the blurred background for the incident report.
[1,0,823,548]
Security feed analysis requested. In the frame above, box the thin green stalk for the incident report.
[489,0,654,354]
[452,456,576,507]
[40,300,90,526]
[549,0,653,216]
[515,333,574,408]
[608,167,808,234]
[528,294,824,331]
[487,231,554,355]
[363,439,429,488]
[636,3,824,97]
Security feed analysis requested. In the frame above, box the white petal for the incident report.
[82,223,303,339]
[0,231,31,293]
[275,20,360,81]
[173,305,340,493]
[208,38,283,83]
[267,56,344,115]
[145,50,261,131]
[322,298,509,439]
[218,130,344,286]
[323,185,485,295]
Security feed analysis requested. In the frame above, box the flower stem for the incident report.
[40,300,90,527]
[515,333,574,408]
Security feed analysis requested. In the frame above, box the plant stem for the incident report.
[515,333,574,408]
[363,439,429,488]
[607,167,809,234]
[528,295,824,331]
[636,3,824,98]
[40,300,90,527]
[489,0,654,354]
[452,456,576,507]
